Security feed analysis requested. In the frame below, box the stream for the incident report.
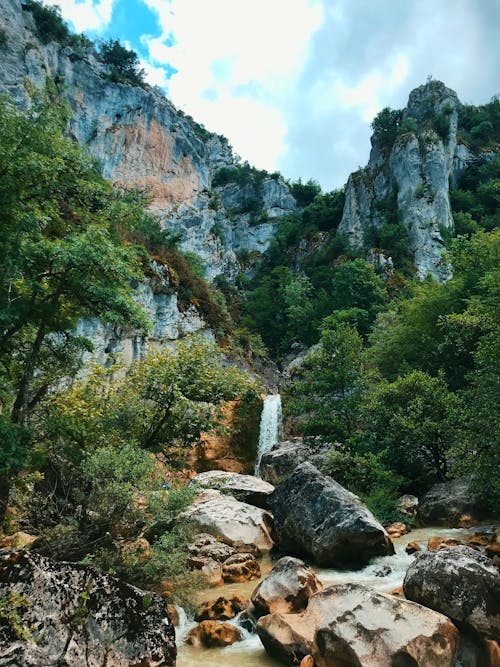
[176,396,478,665]
[176,525,478,666]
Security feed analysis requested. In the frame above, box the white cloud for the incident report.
[142,0,324,171]
[43,0,115,33]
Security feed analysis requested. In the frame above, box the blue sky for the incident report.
[45,0,499,191]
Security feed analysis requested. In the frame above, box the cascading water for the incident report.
[254,394,282,476]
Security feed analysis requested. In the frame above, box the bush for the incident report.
[24,0,70,44]
[98,39,145,86]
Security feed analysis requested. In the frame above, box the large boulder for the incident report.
[417,476,486,526]
[403,545,500,640]
[250,557,322,620]
[194,470,275,509]
[182,489,274,555]
[0,550,176,667]
[259,438,331,486]
[257,583,459,667]
[269,463,394,567]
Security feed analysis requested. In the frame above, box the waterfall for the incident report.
[255,394,282,476]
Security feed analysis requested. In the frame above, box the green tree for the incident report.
[285,323,364,441]
[98,39,145,85]
[361,370,462,488]
[0,92,147,518]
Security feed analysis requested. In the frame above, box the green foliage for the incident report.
[98,39,145,86]
[212,162,270,188]
[458,97,500,150]
[303,189,345,231]
[0,592,32,640]
[371,107,403,152]
[24,0,70,44]
[285,323,364,441]
[451,156,500,233]
[290,178,321,207]
[433,113,450,141]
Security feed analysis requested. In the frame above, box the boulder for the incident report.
[417,477,486,526]
[222,552,261,583]
[250,557,322,620]
[269,463,394,567]
[257,583,459,667]
[385,521,409,537]
[406,541,421,555]
[0,550,176,666]
[185,620,241,648]
[398,494,419,516]
[187,555,224,587]
[404,545,500,640]
[194,470,275,509]
[259,439,331,486]
[195,595,248,622]
[182,489,274,555]
[427,536,463,551]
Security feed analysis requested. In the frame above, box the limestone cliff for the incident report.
[338,80,474,279]
[0,0,296,284]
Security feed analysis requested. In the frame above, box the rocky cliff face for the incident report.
[338,80,473,279]
[0,0,296,282]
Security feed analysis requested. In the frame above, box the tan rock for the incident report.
[166,604,179,627]
[222,552,261,583]
[390,586,405,598]
[0,532,39,549]
[257,583,458,667]
[406,541,421,555]
[485,640,500,667]
[250,557,322,619]
[195,595,249,622]
[486,542,500,558]
[299,656,315,667]
[459,513,474,527]
[427,536,462,551]
[467,534,493,548]
[385,521,409,536]
[185,620,241,648]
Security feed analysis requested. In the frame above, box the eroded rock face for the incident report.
[269,463,394,567]
[250,557,322,620]
[182,490,274,555]
[194,470,275,508]
[403,545,500,641]
[337,80,468,280]
[0,550,176,667]
[257,583,459,667]
[417,476,486,527]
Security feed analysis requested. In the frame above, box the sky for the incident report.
[45,0,499,191]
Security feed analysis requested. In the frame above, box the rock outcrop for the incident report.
[194,470,275,508]
[257,583,459,667]
[403,545,500,641]
[417,476,486,526]
[182,490,274,555]
[250,557,322,620]
[187,532,261,585]
[259,438,331,486]
[269,463,394,567]
[338,80,470,279]
[0,550,176,667]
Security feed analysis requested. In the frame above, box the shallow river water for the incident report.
[176,526,478,666]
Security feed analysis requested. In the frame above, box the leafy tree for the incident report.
[0,91,147,518]
[24,0,70,44]
[290,178,321,207]
[371,107,403,152]
[98,39,145,86]
[285,323,364,441]
[361,370,462,488]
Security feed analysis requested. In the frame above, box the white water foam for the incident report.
[254,394,282,476]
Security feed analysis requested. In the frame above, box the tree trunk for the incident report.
[11,321,46,425]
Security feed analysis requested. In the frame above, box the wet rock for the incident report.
[196,542,237,563]
[398,494,419,516]
[194,470,275,509]
[259,438,330,486]
[195,595,249,622]
[0,550,176,666]
[427,536,463,551]
[385,521,409,537]
[406,541,421,555]
[269,463,394,567]
[404,545,500,640]
[250,557,322,620]
[187,555,224,588]
[222,552,261,583]
[186,620,241,648]
[182,489,274,555]
[374,565,392,577]
[417,476,486,527]
[257,583,458,667]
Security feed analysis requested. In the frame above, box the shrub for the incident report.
[98,39,145,86]
[24,0,70,44]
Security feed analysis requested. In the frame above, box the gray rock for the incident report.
[259,438,331,486]
[269,463,394,567]
[194,470,275,509]
[0,550,176,666]
[417,476,486,526]
[403,545,500,640]
[182,489,274,555]
[257,583,459,667]
[250,556,322,620]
